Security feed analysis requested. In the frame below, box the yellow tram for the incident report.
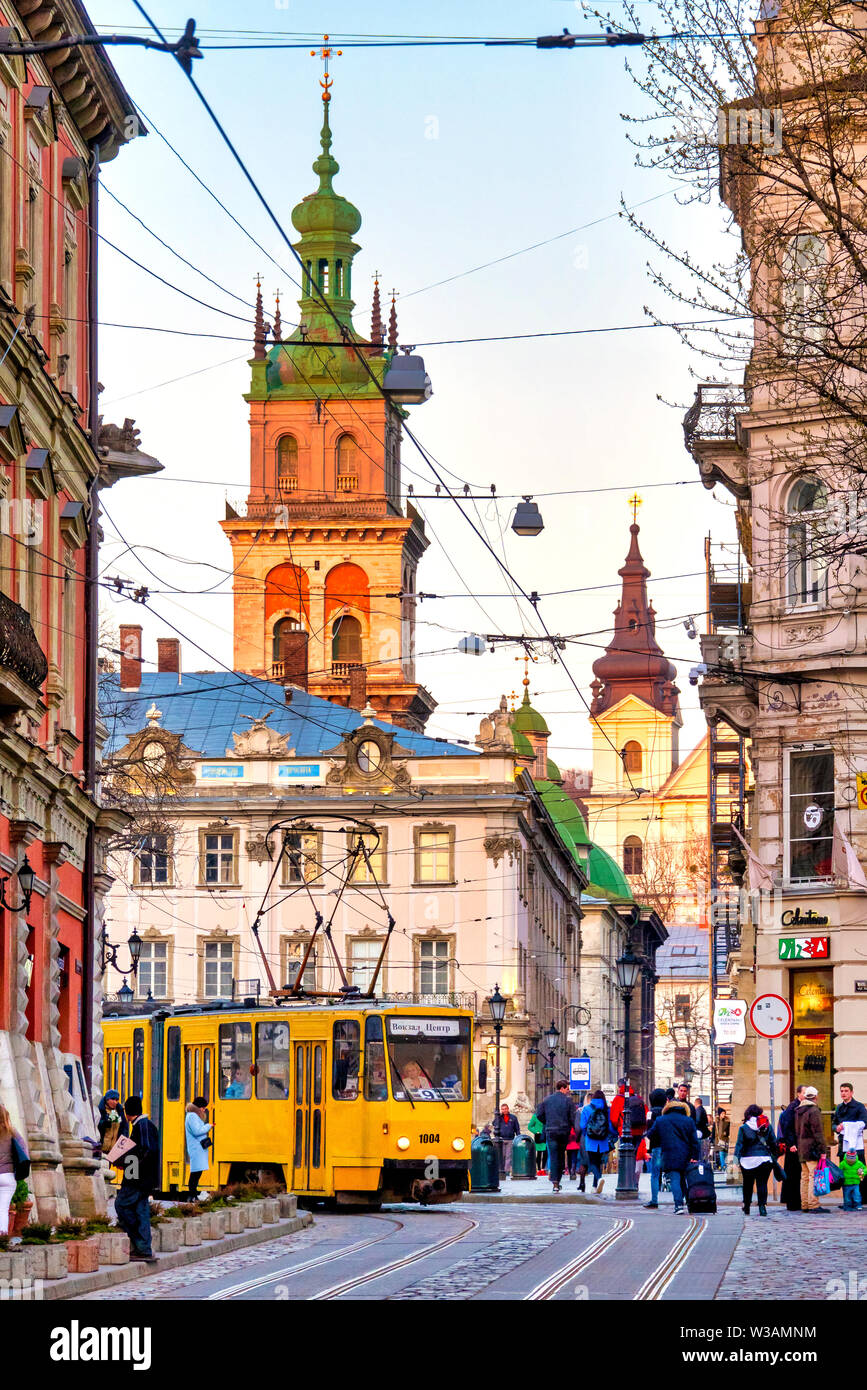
[103,1001,473,1205]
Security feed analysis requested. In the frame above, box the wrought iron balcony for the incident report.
[683,382,747,446]
[0,590,47,707]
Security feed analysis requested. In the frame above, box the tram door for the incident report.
[292,1039,326,1192]
[184,1042,216,1187]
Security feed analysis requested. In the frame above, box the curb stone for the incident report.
[41,1212,313,1301]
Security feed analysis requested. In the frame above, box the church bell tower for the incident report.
[222,75,435,731]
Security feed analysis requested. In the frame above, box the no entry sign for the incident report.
[749,993,793,1039]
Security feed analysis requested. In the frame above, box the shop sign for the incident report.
[780,908,829,927]
[713,998,747,1045]
[855,981,867,994]
[778,935,830,961]
[200,763,244,780]
[857,772,867,810]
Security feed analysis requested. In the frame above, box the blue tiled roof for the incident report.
[655,924,709,977]
[100,672,475,760]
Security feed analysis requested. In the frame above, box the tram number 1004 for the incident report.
[420,1133,440,1145]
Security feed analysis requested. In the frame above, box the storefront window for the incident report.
[787,749,834,883]
[791,967,834,1115]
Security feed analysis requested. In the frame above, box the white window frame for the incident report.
[785,478,830,610]
[418,937,450,996]
[203,940,234,998]
[783,743,835,888]
[782,232,827,346]
[136,940,168,1000]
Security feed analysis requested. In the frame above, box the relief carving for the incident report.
[228,711,293,759]
[484,834,521,867]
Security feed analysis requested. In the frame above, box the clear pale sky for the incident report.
[91,1,740,789]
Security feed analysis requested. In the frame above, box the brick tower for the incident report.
[222,85,435,731]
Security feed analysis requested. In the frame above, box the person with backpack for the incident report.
[643,1087,668,1208]
[579,1089,616,1192]
[734,1103,779,1216]
[527,1111,547,1173]
[535,1081,576,1193]
[646,1098,699,1213]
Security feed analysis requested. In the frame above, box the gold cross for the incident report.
[629,492,643,524]
[310,34,342,101]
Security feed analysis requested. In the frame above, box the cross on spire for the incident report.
[629,492,643,524]
[310,34,342,103]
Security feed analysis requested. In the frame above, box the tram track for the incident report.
[310,1212,480,1300]
[633,1214,706,1300]
[523,1219,633,1300]
[206,1215,404,1300]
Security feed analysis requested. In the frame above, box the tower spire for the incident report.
[388,289,398,350]
[370,273,383,349]
[253,274,266,360]
[273,290,282,344]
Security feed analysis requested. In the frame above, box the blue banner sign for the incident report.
[569,1056,591,1092]
[200,764,244,780]
[277,763,322,779]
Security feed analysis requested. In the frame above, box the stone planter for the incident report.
[277,1193,297,1219]
[182,1216,203,1246]
[65,1240,99,1274]
[95,1231,130,1265]
[22,1243,68,1280]
[0,1250,29,1281]
[151,1223,180,1254]
[241,1201,264,1229]
[262,1198,280,1224]
[222,1206,244,1234]
[200,1211,228,1241]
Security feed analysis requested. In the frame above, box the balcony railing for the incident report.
[331,661,363,677]
[683,382,748,449]
[336,474,358,493]
[277,475,298,492]
[0,590,48,698]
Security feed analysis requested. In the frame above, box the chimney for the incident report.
[349,665,367,712]
[119,624,142,690]
[157,638,181,682]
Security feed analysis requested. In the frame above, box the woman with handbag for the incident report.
[0,1102,29,1240]
[734,1104,779,1216]
[184,1097,213,1200]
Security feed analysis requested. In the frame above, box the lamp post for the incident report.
[544,1019,560,1087]
[488,984,508,1171]
[615,946,643,1201]
[526,1033,540,1104]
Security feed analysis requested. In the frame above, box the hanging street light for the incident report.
[511,496,544,536]
[0,854,35,914]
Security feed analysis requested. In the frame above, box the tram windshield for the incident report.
[386,1016,470,1101]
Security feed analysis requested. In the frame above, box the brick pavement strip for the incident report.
[47,1213,314,1302]
[716,1209,864,1301]
[386,1215,578,1300]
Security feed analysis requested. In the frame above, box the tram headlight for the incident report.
[452,1138,465,1152]
[397,1136,411,1151]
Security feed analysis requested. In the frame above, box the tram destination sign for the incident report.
[778,935,830,961]
[388,1017,461,1037]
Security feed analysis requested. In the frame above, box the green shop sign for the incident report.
[778,935,830,961]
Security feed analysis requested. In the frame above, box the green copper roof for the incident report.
[586,843,634,903]
[513,728,533,756]
[533,779,591,874]
[512,687,550,736]
[546,757,562,783]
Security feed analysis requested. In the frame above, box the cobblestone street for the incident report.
[717,1206,866,1301]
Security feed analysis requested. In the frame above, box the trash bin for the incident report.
[510,1134,537,1181]
[469,1135,500,1192]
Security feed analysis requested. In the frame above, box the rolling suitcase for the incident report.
[685,1160,717,1213]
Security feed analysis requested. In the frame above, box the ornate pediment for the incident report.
[228,711,294,759]
[326,719,411,789]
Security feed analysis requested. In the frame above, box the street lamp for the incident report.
[0,855,35,914]
[512,496,544,536]
[614,946,643,1201]
[488,985,508,1174]
[544,1019,560,1085]
[117,977,135,1006]
[99,926,143,980]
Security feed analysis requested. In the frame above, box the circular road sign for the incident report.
[749,993,793,1039]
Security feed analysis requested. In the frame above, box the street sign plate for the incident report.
[749,993,793,1039]
[569,1056,591,1092]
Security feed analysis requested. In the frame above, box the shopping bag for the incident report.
[827,1160,844,1191]
[813,1156,831,1196]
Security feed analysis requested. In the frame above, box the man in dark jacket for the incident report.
[794,1086,829,1213]
[646,1100,699,1213]
[493,1103,521,1179]
[536,1081,575,1193]
[778,1086,805,1211]
[833,1083,867,1204]
[643,1087,668,1209]
[113,1095,160,1261]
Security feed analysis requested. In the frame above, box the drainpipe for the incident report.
[81,141,100,1094]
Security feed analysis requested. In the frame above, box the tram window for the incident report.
[296,1045,305,1103]
[166,1026,181,1101]
[312,1108,322,1168]
[313,1045,323,1106]
[256,1022,291,1099]
[332,1020,360,1099]
[132,1029,145,1098]
[185,1049,193,1104]
[202,1049,211,1106]
[294,1108,303,1167]
[219,1022,253,1099]
[364,1016,388,1101]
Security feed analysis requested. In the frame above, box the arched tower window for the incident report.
[336,434,358,492]
[272,616,304,662]
[332,613,362,665]
[318,258,329,293]
[623,741,642,774]
[787,476,828,606]
[272,617,308,689]
[276,435,298,491]
[623,836,643,875]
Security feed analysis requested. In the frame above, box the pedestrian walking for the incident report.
[795,1085,830,1214]
[493,1102,520,1179]
[611,1078,647,1145]
[734,1104,778,1216]
[643,1087,668,1208]
[840,1150,867,1211]
[113,1095,160,1261]
[695,1096,712,1159]
[566,1123,582,1182]
[635,1133,649,1187]
[777,1086,805,1212]
[535,1080,575,1193]
[713,1107,730,1172]
[97,1089,127,1155]
[527,1111,547,1173]
[0,1103,28,1242]
[185,1097,212,1200]
[578,1089,616,1193]
[833,1081,867,1206]
[646,1098,699,1213]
